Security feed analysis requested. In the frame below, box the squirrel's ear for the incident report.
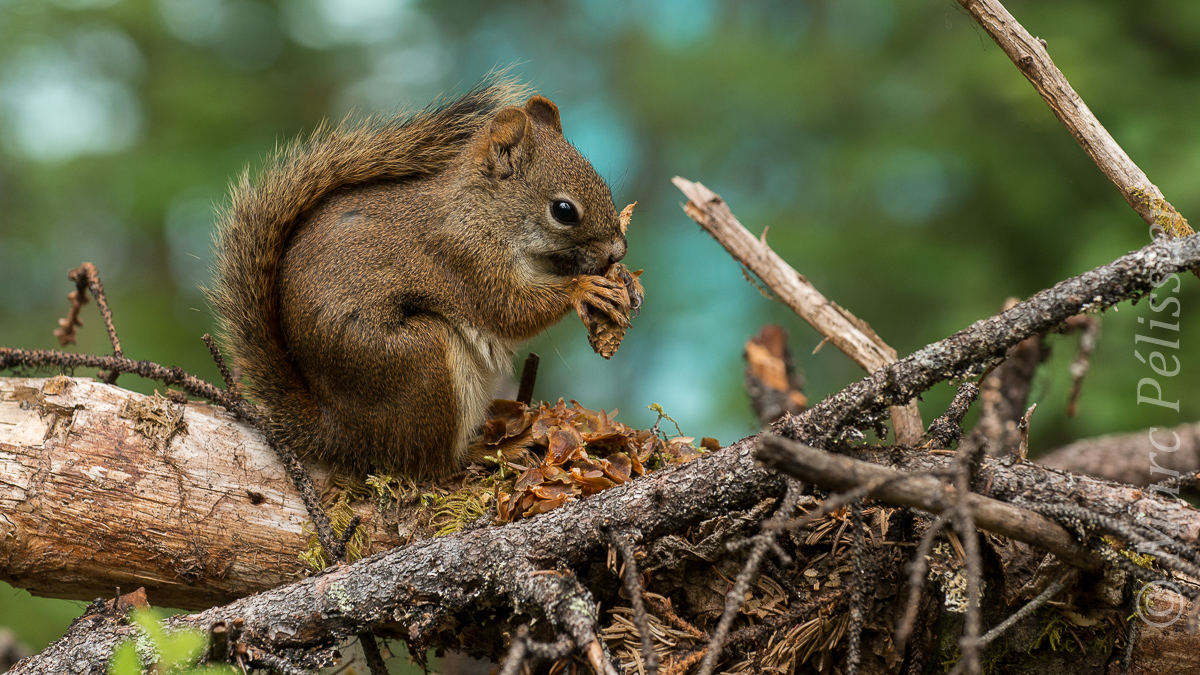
[484,107,531,179]
[525,96,562,134]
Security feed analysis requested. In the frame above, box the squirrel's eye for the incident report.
[550,199,580,225]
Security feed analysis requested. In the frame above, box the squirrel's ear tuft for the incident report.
[525,96,562,135]
[484,107,531,178]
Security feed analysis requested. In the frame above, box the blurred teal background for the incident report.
[2,0,1200,660]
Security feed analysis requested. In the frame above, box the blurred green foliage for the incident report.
[109,608,236,675]
[2,0,1199,659]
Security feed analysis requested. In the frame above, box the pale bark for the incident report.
[0,376,406,610]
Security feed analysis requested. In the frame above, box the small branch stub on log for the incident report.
[743,325,807,426]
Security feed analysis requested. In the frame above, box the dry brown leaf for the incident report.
[618,201,636,235]
[477,398,703,522]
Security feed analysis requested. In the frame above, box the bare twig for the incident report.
[644,595,708,642]
[53,282,87,348]
[957,0,1193,238]
[724,589,845,657]
[499,625,574,675]
[971,300,1045,457]
[54,263,124,384]
[674,176,924,444]
[696,481,804,675]
[357,631,388,675]
[767,483,877,533]
[610,530,659,675]
[203,333,238,392]
[1023,502,1200,586]
[1122,616,1139,675]
[1064,315,1100,417]
[337,517,363,560]
[2,347,242,411]
[895,516,949,647]
[979,571,1073,649]
[664,649,706,675]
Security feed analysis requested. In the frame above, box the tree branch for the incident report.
[958,0,1193,237]
[782,234,1200,446]
[755,435,1097,569]
[0,376,407,609]
[674,176,924,444]
[8,433,784,673]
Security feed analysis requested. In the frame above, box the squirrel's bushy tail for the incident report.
[207,78,527,456]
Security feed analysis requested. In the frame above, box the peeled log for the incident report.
[0,376,405,610]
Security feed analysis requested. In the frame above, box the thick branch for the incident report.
[755,435,1096,569]
[11,436,784,674]
[783,234,1200,445]
[674,176,924,444]
[958,0,1193,237]
[1037,422,1200,486]
[0,376,407,609]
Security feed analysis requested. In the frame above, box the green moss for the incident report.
[299,488,372,571]
[430,489,491,536]
[1027,612,1074,654]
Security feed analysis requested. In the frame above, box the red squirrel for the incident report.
[208,80,632,477]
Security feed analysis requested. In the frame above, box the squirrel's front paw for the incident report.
[573,274,632,328]
[574,263,644,359]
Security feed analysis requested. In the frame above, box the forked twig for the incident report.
[55,263,124,384]
[695,481,804,675]
[610,530,659,675]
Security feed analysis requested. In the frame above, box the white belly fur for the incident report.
[444,322,518,462]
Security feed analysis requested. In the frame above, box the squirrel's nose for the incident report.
[606,238,627,266]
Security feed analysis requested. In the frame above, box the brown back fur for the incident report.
[207,80,530,473]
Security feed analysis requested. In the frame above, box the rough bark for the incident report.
[9,435,783,674]
[782,234,1200,446]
